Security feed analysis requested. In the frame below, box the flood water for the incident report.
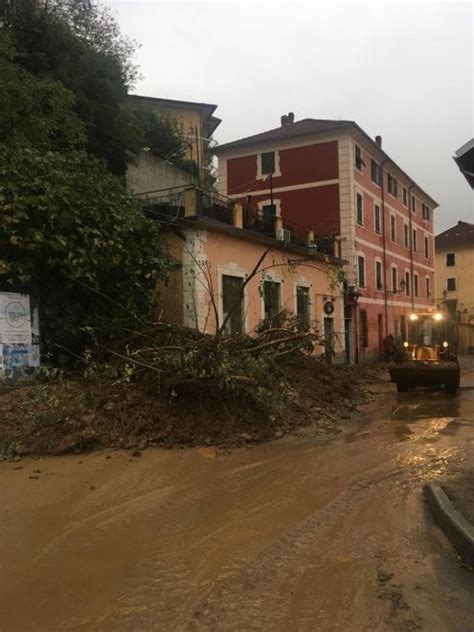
[1,367,473,631]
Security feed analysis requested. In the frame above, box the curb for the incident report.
[424,484,474,565]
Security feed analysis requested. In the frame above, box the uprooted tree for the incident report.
[110,245,346,420]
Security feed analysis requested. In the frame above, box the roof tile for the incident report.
[435,221,474,248]
[214,118,353,153]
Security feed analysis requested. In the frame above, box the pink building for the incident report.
[215,116,438,363]
[153,190,346,362]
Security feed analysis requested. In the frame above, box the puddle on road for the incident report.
[396,444,459,481]
[389,394,462,421]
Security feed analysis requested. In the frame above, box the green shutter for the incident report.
[261,152,275,175]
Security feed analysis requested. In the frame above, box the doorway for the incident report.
[378,314,384,360]
[324,317,334,364]
[344,305,352,364]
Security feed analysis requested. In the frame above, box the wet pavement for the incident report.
[1,365,473,631]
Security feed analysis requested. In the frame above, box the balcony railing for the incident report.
[135,185,337,256]
[136,186,186,222]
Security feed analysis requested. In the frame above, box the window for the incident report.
[359,309,369,348]
[412,228,417,252]
[375,260,383,290]
[404,271,410,296]
[447,278,456,292]
[374,204,381,234]
[403,223,409,248]
[422,204,430,221]
[260,152,275,175]
[371,159,382,185]
[263,280,281,319]
[388,173,398,197]
[262,204,276,223]
[424,235,429,258]
[355,144,363,170]
[411,195,416,213]
[446,252,455,266]
[426,276,431,298]
[414,273,419,297]
[391,266,398,293]
[356,192,364,225]
[357,254,366,287]
[296,286,310,327]
[390,214,396,242]
[402,187,408,206]
[222,275,244,334]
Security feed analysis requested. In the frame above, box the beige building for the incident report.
[435,221,474,353]
[128,95,221,183]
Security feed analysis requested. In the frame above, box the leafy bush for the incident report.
[0,146,171,361]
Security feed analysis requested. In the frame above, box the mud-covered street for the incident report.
[1,366,473,632]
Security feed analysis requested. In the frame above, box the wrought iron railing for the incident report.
[135,185,337,256]
[197,189,233,224]
[136,186,186,222]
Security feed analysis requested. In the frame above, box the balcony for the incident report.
[135,185,336,256]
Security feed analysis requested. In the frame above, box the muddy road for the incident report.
[1,368,474,632]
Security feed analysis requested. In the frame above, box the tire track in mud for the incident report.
[181,465,412,631]
[181,445,469,632]
[89,457,423,631]
[70,439,462,630]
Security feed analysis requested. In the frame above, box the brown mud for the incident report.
[0,363,473,631]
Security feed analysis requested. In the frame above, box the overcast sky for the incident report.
[107,1,473,233]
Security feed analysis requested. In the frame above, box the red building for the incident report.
[215,115,438,363]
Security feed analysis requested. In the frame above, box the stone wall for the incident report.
[126,150,199,195]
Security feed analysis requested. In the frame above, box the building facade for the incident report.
[215,117,438,363]
[155,188,346,363]
[128,95,221,184]
[453,138,474,189]
[435,221,474,353]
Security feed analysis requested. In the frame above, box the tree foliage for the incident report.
[136,110,189,163]
[2,0,141,174]
[0,1,179,363]
[0,146,171,359]
[0,34,86,150]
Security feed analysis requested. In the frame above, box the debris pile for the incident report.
[0,323,385,457]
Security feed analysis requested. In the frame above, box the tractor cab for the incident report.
[389,311,460,394]
[405,312,456,361]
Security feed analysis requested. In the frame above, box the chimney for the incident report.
[287,112,295,124]
[232,202,243,229]
[281,114,288,127]
[375,135,382,148]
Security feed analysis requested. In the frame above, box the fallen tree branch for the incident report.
[108,350,164,373]
[245,332,317,354]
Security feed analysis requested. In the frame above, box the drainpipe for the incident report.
[269,172,274,211]
[408,185,415,313]
[353,293,360,365]
[380,158,389,336]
